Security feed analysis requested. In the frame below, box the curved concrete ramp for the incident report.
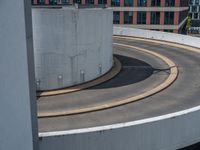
[38,29,200,150]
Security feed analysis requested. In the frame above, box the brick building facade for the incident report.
[32,0,189,33]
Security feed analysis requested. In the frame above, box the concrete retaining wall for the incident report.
[32,7,113,90]
[39,27,200,150]
[39,106,200,150]
[114,26,200,48]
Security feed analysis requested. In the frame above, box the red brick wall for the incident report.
[69,0,73,4]
[94,0,98,5]
[174,12,179,25]
[160,12,165,30]
[133,0,137,6]
[45,0,49,4]
[160,0,165,7]
[147,0,151,7]
[146,12,151,25]
[82,0,86,4]
[160,12,165,25]
[133,11,137,24]
[120,0,124,7]
[175,0,180,7]
[107,0,111,6]
[120,11,124,24]
[33,0,38,4]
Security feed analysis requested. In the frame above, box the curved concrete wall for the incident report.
[32,7,113,90]
[38,28,200,150]
[114,26,200,48]
[39,106,200,150]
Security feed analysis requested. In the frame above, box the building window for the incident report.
[37,0,45,4]
[124,11,133,24]
[51,0,69,4]
[138,0,147,6]
[165,0,175,6]
[192,6,198,12]
[190,0,194,5]
[61,0,69,4]
[113,12,120,24]
[151,12,160,24]
[49,0,57,4]
[124,0,133,6]
[194,13,199,19]
[86,0,94,4]
[189,13,192,18]
[74,0,82,4]
[164,12,174,25]
[151,0,160,6]
[137,12,146,24]
[195,0,199,4]
[99,0,107,4]
[164,29,173,32]
[112,0,120,6]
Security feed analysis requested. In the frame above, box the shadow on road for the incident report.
[91,54,170,89]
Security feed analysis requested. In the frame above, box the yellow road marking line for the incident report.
[38,42,178,118]
[38,57,122,97]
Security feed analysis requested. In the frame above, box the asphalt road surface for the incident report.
[38,37,200,135]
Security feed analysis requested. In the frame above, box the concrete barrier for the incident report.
[39,27,200,150]
[39,106,200,150]
[32,7,113,90]
[113,26,200,48]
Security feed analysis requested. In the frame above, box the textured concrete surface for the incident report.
[38,38,200,131]
[37,57,121,97]
[38,38,200,150]
[37,37,200,132]
[37,42,177,118]
[32,7,113,90]
[114,26,200,48]
[0,1,38,150]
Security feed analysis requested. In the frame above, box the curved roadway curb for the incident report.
[38,43,178,118]
[37,57,121,97]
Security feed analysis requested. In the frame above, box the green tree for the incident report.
[186,16,192,34]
